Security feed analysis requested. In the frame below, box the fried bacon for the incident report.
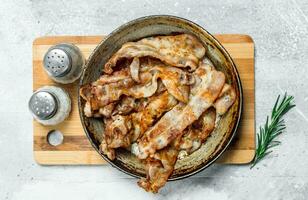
[100,91,178,160]
[94,67,131,85]
[112,96,136,115]
[104,115,132,149]
[150,66,192,103]
[130,91,178,142]
[80,34,238,193]
[80,62,196,116]
[214,84,237,115]
[129,57,141,82]
[104,34,206,74]
[80,70,156,114]
[180,107,216,153]
[135,63,225,159]
[138,136,181,193]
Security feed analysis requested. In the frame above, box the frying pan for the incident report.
[78,15,242,180]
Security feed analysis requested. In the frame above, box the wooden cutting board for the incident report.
[33,35,255,165]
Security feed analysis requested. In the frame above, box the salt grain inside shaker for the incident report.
[28,86,71,126]
[43,43,85,84]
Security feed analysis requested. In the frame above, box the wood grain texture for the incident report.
[32,34,255,165]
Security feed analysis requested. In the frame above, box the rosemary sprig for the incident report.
[251,93,295,168]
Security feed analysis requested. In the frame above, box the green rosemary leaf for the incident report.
[251,93,295,168]
[267,142,281,150]
[272,95,280,118]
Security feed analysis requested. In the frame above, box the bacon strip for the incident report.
[214,84,237,115]
[112,96,136,115]
[137,136,181,193]
[150,66,192,103]
[135,63,225,159]
[130,91,178,142]
[100,91,177,160]
[129,57,140,82]
[180,107,216,153]
[80,71,157,111]
[80,62,194,116]
[104,34,206,74]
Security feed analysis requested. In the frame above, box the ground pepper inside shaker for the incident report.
[43,43,85,84]
[28,86,71,125]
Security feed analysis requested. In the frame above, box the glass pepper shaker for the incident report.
[28,86,71,126]
[43,43,85,84]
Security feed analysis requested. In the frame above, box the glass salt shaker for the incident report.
[28,86,71,126]
[43,43,85,84]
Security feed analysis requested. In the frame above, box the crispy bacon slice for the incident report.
[129,57,140,82]
[99,115,131,160]
[98,103,116,117]
[104,34,206,74]
[94,67,131,86]
[130,91,178,142]
[99,114,133,160]
[151,66,192,103]
[100,91,177,160]
[135,63,225,159]
[129,59,193,102]
[79,68,136,110]
[105,115,133,148]
[100,139,116,160]
[80,59,195,116]
[137,136,181,193]
[112,96,136,115]
[80,71,157,110]
[214,84,236,115]
[180,107,216,153]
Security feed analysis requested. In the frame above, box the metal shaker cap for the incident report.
[28,91,58,120]
[43,48,72,77]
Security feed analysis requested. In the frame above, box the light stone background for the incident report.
[0,0,308,199]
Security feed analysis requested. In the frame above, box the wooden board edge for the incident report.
[33,151,106,165]
[214,34,254,44]
[33,150,255,165]
[33,35,104,46]
[216,149,255,164]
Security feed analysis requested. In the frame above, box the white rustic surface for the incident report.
[0,0,308,199]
